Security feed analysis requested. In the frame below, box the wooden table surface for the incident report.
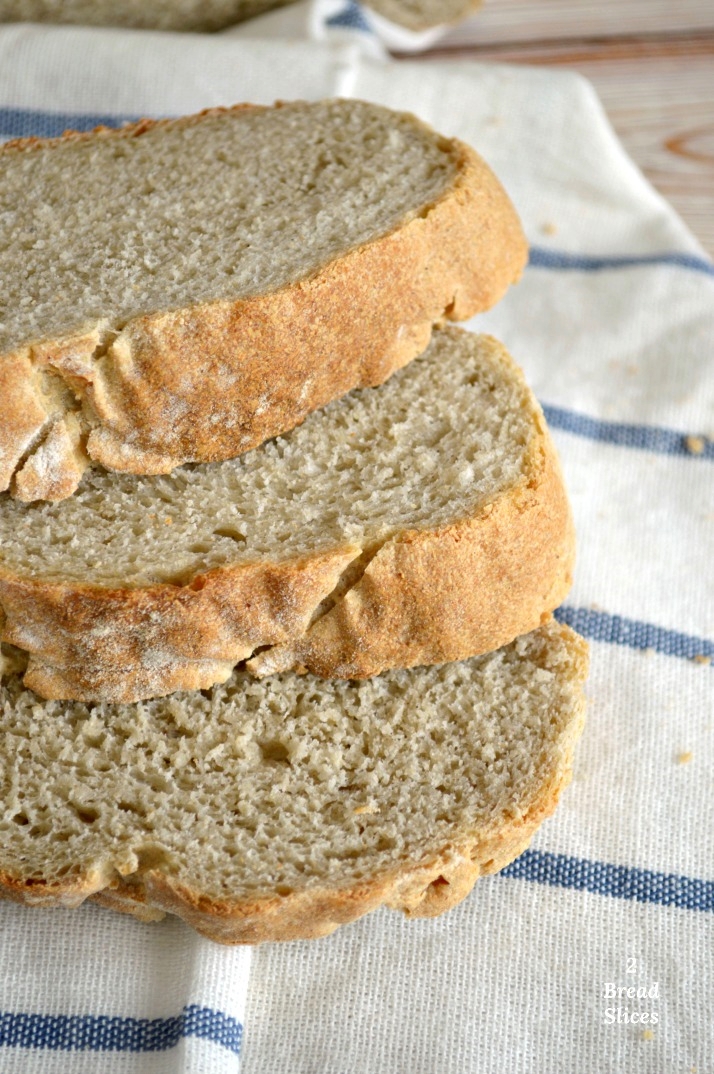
[401,0,714,257]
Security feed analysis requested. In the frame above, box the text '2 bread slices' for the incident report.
[0,621,588,943]
[0,327,574,704]
[0,99,526,502]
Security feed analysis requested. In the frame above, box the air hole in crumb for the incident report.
[11,812,29,825]
[135,845,173,871]
[73,806,100,825]
[213,527,246,545]
[259,739,290,763]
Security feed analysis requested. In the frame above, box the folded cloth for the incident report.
[0,22,712,1074]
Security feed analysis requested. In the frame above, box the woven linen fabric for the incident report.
[0,17,712,1074]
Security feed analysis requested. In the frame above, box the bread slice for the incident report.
[0,620,588,944]
[0,99,526,503]
[0,0,295,31]
[0,328,574,704]
[0,0,479,32]
[368,0,481,32]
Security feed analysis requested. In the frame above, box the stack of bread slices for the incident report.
[0,99,587,943]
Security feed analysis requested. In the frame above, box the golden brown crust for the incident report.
[0,832,520,942]
[251,414,574,680]
[0,424,573,702]
[0,103,527,501]
[0,332,574,704]
[0,547,359,702]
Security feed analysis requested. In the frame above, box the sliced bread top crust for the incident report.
[0,620,588,944]
[0,328,574,703]
[0,99,527,501]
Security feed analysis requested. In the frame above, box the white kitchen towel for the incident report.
[0,21,712,1074]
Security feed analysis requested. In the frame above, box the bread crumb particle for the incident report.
[676,751,693,764]
[541,221,558,235]
[640,647,655,658]
[692,653,711,666]
[641,1028,654,1041]
[685,435,706,455]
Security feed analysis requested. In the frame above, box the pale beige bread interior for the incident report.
[0,620,588,944]
[0,329,574,704]
[0,0,479,32]
[0,99,526,502]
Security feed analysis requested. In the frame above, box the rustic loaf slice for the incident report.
[0,98,526,502]
[0,328,574,704]
[0,0,479,32]
[0,620,588,944]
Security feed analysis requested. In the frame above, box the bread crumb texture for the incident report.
[0,99,526,498]
[0,622,588,942]
[0,330,534,585]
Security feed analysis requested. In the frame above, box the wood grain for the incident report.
[403,28,714,257]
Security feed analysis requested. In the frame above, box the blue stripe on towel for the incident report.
[529,245,714,278]
[0,106,139,139]
[542,404,714,461]
[502,849,714,913]
[326,1,373,31]
[555,605,714,663]
[0,1004,242,1055]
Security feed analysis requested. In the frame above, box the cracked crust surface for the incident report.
[0,330,574,703]
[0,100,526,502]
[0,622,588,944]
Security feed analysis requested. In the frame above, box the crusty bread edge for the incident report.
[0,334,574,703]
[2,102,527,501]
[251,341,575,680]
[0,623,588,944]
